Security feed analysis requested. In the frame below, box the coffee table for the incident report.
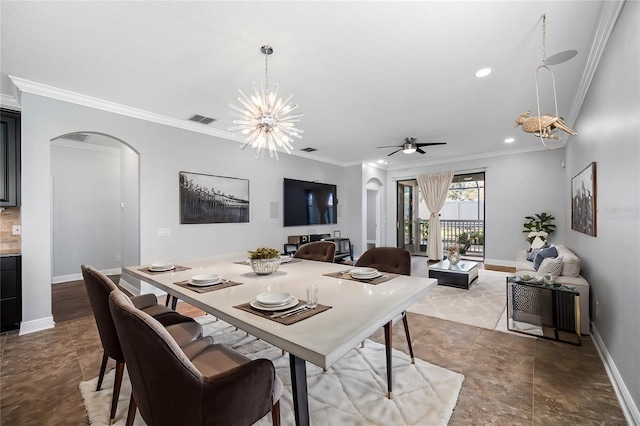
[428,259,479,290]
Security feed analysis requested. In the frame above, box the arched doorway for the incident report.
[50,132,139,289]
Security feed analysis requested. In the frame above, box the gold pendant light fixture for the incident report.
[514,15,577,149]
[229,45,303,159]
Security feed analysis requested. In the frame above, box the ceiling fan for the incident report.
[377,137,446,156]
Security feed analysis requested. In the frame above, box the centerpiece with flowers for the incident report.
[523,212,556,244]
[446,245,461,266]
[248,247,281,275]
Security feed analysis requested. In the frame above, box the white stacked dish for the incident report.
[350,267,382,279]
[188,274,222,287]
[250,292,299,311]
[149,263,175,272]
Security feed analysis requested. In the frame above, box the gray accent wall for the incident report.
[19,93,359,332]
[565,0,639,419]
[384,148,568,262]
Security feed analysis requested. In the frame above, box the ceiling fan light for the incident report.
[402,147,417,154]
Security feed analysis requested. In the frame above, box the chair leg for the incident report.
[402,312,415,364]
[109,362,125,425]
[384,321,393,399]
[171,296,178,310]
[125,394,137,426]
[164,294,170,306]
[96,351,109,391]
[271,400,281,426]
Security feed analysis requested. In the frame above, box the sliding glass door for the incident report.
[397,173,485,259]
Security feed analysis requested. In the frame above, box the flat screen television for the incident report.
[283,178,337,227]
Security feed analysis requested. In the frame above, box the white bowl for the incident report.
[521,274,532,281]
[192,274,221,284]
[149,263,174,271]
[256,291,291,306]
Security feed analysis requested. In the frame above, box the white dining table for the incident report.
[124,253,436,426]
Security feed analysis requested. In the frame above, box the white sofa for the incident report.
[514,244,590,335]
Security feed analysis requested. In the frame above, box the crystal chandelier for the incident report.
[228,45,303,159]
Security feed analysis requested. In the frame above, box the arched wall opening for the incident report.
[50,131,139,294]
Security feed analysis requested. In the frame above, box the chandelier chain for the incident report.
[264,51,269,91]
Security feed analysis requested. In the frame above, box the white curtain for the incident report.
[417,171,454,260]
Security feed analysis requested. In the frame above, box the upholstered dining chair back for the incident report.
[294,241,336,263]
[82,265,126,362]
[109,290,280,426]
[355,247,411,275]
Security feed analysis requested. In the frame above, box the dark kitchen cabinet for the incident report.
[1,255,22,332]
[0,109,21,207]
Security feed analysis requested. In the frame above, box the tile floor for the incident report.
[1,307,627,425]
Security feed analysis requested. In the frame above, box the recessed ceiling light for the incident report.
[475,67,492,78]
[505,138,515,143]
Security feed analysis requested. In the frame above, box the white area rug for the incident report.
[80,317,464,425]
[408,268,509,330]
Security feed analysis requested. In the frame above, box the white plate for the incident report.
[188,277,223,287]
[351,271,382,279]
[250,297,299,312]
[192,274,221,284]
[256,291,291,306]
[350,267,378,276]
[149,263,175,272]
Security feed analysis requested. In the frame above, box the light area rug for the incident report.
[408,268,509,330]
[80,316,464,426]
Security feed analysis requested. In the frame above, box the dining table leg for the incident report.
[289,354,310,426]
[384,321,393,399]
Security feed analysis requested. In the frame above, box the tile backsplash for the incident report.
[0,207,21,255]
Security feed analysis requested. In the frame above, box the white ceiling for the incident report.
[1,1,608,168]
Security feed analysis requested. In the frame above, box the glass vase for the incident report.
[448,253,461,266]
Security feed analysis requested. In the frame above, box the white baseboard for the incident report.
[52,268,122,284]
[19,316,55,335]
[591,323,640,425]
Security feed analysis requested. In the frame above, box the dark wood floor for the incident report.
[52,276,205,323]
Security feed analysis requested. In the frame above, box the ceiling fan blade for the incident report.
[377,145,402,149]
[416,148,426,154]
[387,149,403,156]
[415,142,447,147]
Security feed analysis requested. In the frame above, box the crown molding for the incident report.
[566,0,625,127]
[0,93,21,111]
[51,138,120,154]
[8,75,236,140]
[385,144,551,171]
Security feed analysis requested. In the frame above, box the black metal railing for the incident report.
[419,219,484,256]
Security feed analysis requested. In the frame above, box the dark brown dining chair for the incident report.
[109,289,283,426]
[81,265,203,425]
[354,247,415,363]
[294,241,336,262]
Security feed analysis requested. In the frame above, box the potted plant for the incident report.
[248,247,281,275]
[523,212,556,244]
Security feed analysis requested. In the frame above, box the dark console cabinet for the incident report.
[0,109,21,207]
[1,255,22,332]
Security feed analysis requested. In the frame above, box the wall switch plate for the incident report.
[12,225,21,235]
[158,228,172,237]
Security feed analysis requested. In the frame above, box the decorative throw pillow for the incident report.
[538,256,564,277]
[527,242,549,261]
[533,245,558,270]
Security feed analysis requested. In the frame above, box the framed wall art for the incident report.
[179,171,249,224]
[571,162,596,236]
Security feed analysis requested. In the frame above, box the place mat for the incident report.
[173,279,242,294]
[233,258,303,266]
[233,301,332,325]
[138,265,191,274]
[323,271,398,285]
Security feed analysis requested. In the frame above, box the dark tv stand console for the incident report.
[285,234,352,263]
